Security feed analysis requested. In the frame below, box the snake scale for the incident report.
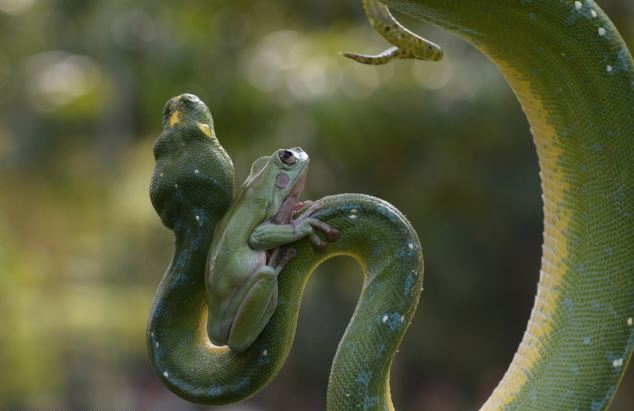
[147,1,634,410]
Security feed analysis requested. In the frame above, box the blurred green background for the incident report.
[0,0,632,410]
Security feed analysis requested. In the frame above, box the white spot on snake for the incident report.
[574,1,582,10]
[151,331,154,337]
[194,169,200,174]
[196,215,200,221]
[583,336,592,345]
[262,349,268,356]
[400,315,404,322]
[382,315,388,323]
[345,393,351,397]
[163,371,169,377]
[628,317,633,326]
[598,27,606,36]
[591,10,597,18]
[155,342,159,348]
[351,208,357,214]
[350,214,357,219]
[174,183,179,188]
[607,65,613,72]
[612,358,623,368]
[159,172,164,177]
[408,242,414,250]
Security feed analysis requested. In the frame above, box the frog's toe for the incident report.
[282,247,297,260]
[313,242,327,252]
[274,247,297,271]
[308,232,327,252]
[326,228,341,242]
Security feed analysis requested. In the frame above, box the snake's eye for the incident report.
[279,150,297,165]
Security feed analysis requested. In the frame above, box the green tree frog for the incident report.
[205,147,340,353]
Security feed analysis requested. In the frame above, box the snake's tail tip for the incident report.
[340,51,361,61]
[340,51,389,65]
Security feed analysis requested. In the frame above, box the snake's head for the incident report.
[162,93,214,134]
[151,94,234,232]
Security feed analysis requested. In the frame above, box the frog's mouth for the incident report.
[271,166,308,224]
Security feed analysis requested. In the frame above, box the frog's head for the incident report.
[162,93,215,137]
[270,147,309,223]
[244,147,309,223]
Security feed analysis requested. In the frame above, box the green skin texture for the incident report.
[147,1,634,410]
[205,147,339,354]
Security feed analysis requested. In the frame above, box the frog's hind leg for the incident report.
[226,249,297,353]
[227,265,279,353]
[341,0,443,65]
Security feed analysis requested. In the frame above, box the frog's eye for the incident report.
[279,150,297,165]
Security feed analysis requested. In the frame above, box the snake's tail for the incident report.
[341,45,442,65]
[341,0,443,65]
[340,47,400,65]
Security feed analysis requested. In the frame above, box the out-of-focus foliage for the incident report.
[0,0,632,410]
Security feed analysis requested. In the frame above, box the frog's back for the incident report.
[205,195,268,292]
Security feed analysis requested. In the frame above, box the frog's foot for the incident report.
[292,200,340,250]
[297,218,340,252]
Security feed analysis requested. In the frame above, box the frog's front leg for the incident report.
[249,206,340,252]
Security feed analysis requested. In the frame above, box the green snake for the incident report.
[147,1,634,410]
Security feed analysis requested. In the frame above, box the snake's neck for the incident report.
[148,220,213,354]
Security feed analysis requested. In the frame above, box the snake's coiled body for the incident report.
[148,96,423,408]
[148,1,634,410]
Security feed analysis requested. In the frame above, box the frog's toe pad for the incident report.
[282,247,297,260]
[313,241,327,253]
[326,228,341,242]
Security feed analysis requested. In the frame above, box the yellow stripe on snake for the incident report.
[147,1,634,410]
